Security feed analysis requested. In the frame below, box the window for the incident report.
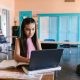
[38,13,80,42]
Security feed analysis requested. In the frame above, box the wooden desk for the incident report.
[0,68,54,80]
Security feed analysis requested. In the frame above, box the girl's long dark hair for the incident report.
[20,17,37,57]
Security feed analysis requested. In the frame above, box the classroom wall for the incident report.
[0,0,15,27]
[15,0,80,25]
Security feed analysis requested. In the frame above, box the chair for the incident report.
[44,39,55,41]
[41,39,57,49]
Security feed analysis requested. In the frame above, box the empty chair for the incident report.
[41,39,57,49]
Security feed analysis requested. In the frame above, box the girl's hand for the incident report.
[27,58,30,63]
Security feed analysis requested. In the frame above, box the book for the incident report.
[0,60,29,69]
[22,66,61,75]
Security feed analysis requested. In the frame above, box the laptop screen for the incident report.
[29,49,63,71]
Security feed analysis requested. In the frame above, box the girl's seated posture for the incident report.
[14,18,42,63]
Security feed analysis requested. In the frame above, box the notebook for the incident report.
[22,49,63,74]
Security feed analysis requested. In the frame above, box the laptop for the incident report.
[22,49,63,74]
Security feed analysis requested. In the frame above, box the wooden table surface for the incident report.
[0,68,54,80]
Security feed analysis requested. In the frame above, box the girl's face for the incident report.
[24,23,36,38]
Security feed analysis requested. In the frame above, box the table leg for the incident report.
[41,74,54,80]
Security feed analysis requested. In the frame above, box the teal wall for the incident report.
[18,11,32,37]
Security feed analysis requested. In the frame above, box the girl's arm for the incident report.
[13,38,30,63]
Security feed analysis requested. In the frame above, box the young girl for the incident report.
[14,18,53,80]
[14,18,42,63]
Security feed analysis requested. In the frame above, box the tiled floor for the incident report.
[56,48,80,80]
[56,65,80,80]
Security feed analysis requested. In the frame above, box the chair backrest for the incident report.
[60,40,70,48]
[44,39,55,41]
[41,43,57,49]
[41,39,57,49]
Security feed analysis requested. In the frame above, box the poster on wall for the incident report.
[0,15,1,30]
[1,9,10,37]
[0,8,1,30]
